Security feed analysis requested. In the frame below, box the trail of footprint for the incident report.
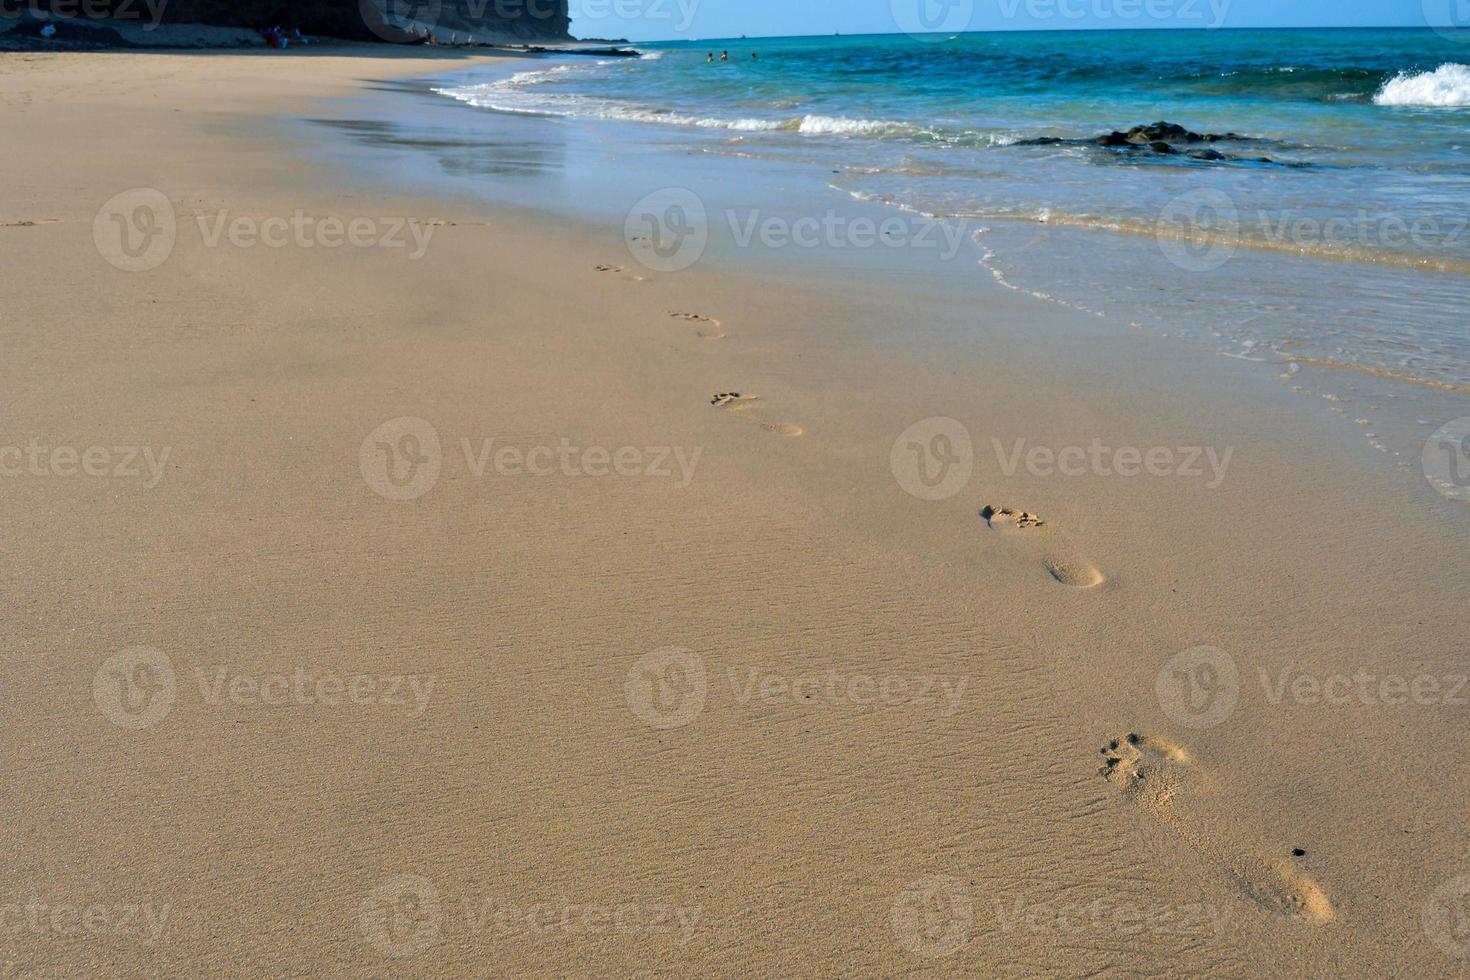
[980,505,1105,588]
[594,263,646,283]
[710,392,803,437]
[1099,733,1335,925]
[670,312,725,340]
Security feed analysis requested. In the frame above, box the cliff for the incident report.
[19,0,572,43]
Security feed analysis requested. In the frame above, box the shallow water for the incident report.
[434,29,1470,390]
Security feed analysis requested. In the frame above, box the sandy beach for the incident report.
[3,47,1469,976]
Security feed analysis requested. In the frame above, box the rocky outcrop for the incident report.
[1093,121,1249,147]
[1015,121,1299,166]
[16,0,572,42]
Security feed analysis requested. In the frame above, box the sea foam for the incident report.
[1373,63,1470,107]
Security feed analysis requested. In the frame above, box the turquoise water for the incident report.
[433,29,1470,391]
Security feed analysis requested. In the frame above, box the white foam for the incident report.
[795,115,903,136]
[1373,63,1470,107]
[433,81,931,141]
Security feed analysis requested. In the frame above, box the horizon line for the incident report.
[595,23,1460,44]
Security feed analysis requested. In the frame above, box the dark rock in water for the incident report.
[1095,122,1246,147]
[1018,122,1250,150]
[520,45,640,56]
[1013,121,1281,165]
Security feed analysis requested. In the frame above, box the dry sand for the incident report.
[2,48,1469,976]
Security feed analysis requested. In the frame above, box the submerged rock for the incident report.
[1094,121,1250,147]
[1012,121,1292,165]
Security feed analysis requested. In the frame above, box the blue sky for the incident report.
[570,0,1458,42]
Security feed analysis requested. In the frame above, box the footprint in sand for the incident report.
[980,505,1105,588]
[594,263,646,282]
[670,312,725,340]
[710,392,803,437]
[1099,733,1335,925]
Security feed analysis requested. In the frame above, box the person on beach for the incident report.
[707,52,714,62]
[720,50,729,61]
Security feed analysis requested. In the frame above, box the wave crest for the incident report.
[1373,63,1470,107]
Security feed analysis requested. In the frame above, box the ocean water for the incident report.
[432,29,1470,397]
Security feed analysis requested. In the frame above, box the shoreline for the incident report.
[317,52,1470,472]
[3,47,1469,975]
